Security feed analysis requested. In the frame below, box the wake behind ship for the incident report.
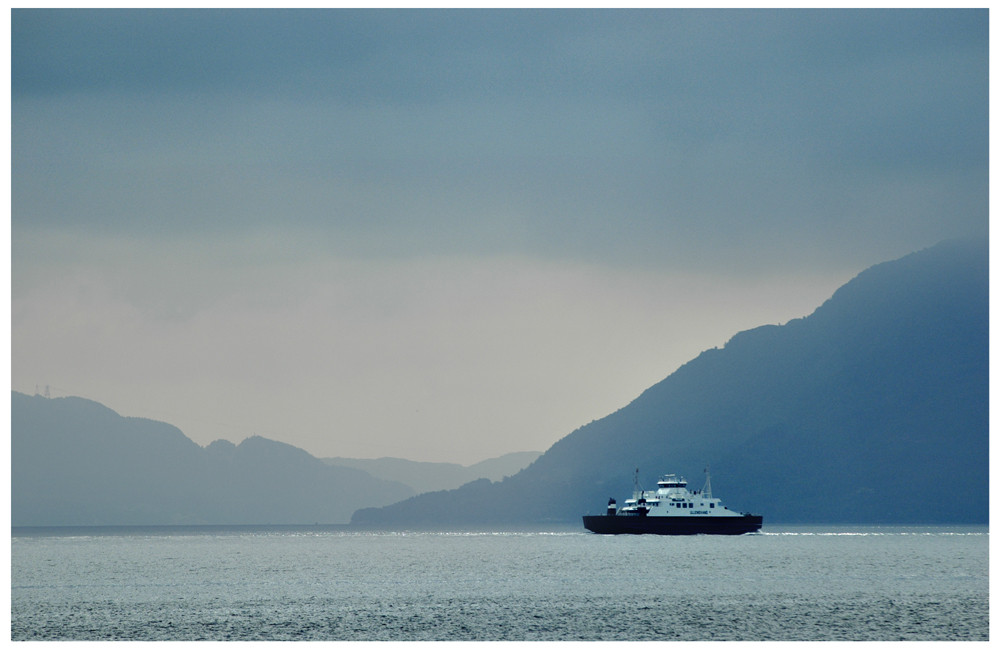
[583,469,762,535]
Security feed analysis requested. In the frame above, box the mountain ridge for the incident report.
[11,237,986,527]
[10,391,542,526]
[10,394,399,525]
[352,237,988,526]
[322,452,541,494]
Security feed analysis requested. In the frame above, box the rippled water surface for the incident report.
[11,524,988,640]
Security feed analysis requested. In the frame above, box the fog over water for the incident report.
[11,9,987,463]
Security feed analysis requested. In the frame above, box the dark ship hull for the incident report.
[582,513,762,535]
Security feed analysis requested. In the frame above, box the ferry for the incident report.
[582,468,762,535]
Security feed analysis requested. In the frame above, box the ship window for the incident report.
[710,503,715,508]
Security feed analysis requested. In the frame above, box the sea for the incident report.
[10,524,989,641]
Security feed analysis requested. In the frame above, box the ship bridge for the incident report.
[656,474,687,489]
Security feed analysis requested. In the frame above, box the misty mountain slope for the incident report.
[322,451,541,494]
[353,238,988,526]
[12,394,206,524]
[466,451,542,482]
[11,393,413,525]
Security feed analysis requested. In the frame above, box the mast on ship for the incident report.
[633,467,648,515]
[702,465,713,499]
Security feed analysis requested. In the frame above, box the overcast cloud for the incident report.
[11,9,988,463]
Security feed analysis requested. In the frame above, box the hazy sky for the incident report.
[11,9,988,464]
